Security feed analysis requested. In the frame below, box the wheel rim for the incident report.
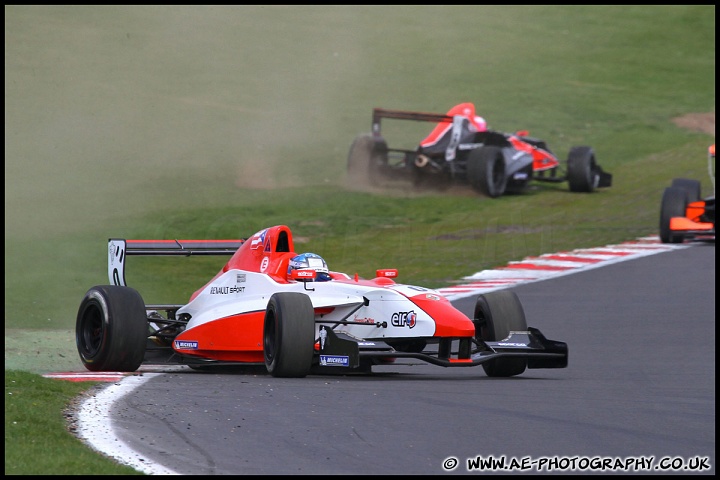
[79,303,104,358]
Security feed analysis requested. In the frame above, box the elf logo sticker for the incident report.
[391,310,417,328]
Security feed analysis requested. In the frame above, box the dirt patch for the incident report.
[4,329,81,374]
[672,112,715,136]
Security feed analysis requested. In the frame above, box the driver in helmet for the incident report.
[419,102,487,151]
[287,252,332,282]
[471,114,487,132]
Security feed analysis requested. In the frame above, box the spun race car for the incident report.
[659,144,715,243]
[76,225,568,378]
[347,104,612,198]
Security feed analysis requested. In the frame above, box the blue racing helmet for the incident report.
[287,253,332,282]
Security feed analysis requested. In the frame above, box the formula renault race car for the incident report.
[76,225,568,378]
[347,105,612,198]
[659,144,715,243]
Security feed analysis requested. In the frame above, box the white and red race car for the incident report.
[76,225,568,378]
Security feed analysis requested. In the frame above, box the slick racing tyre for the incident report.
[473,290,528,377]
[567,146,599,193]
[76,285,148,372]
[659,186,688,244]
[346,133,388,188]
[263,292,315,378]
[467,146,507,198]
[670,178,702,203]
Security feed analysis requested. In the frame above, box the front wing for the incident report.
[317,327,568,370]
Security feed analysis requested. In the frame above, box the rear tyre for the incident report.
[467,146,507,198]
[474,290,528,377]
[671,178,701,202]
[76,285,148,372]
[263,292,315,378]
[567,146,598,193]
[346,133,388,188]
[659,186,688,243]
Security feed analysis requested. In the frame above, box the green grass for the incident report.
[4,370,142,475]
[4,5,714,475]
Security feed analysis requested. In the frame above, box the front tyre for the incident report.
[567,146,598,193]
[76,285,148,372]
[474,290,528,377]
[659,186,688,243]
[263,292,315,378]
[670,178,701,203]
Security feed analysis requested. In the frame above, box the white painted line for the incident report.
[75,374,181,475]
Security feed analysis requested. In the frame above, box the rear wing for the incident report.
[372,108,470,161]
[108,238,245,286]
[371,108,453,137]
